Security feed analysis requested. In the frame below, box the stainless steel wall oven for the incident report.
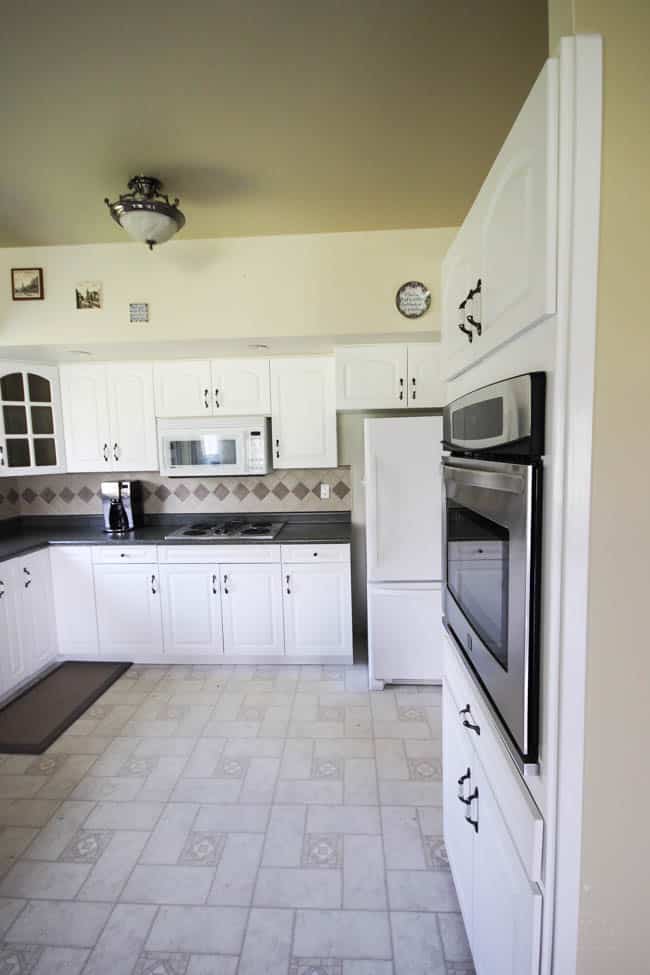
[442,373,545,769]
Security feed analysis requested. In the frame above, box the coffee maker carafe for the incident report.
[100,481,142,534]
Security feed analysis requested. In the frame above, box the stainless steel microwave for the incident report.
[442,373,545,770]
[158,417,272,477]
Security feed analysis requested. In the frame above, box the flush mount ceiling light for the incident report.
[104,175,185,250]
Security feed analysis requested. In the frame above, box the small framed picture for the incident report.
[129,302,149,323]
[75,281,102,310]
[11,268,44,301]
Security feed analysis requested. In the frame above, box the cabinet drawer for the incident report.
[91,546,158,564]
[447,541,505,561]
[158,544,280,564]
[444,633,544,883]
[281,544,350,564]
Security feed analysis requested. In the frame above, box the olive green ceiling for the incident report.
[0,0,547,246]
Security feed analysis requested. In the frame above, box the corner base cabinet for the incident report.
[443,636,543,975]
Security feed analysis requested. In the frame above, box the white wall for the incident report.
[0,228,456,351]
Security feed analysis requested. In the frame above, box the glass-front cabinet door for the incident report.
[0,363,66,475]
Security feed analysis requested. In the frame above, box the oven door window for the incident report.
[446,501,509,669]
[168,436,238,468]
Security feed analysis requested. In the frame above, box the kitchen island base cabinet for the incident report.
[221,563,284,655]
[283,562,352,655]
[94,563,163,657]
[159,564,223,656]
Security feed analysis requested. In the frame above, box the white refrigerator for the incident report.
[365,415,444,688]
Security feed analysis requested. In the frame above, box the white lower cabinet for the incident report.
[443,646,543,975]
[51,547,99,657]
[0,560,25,694]
[18,549,57,674]
[471,760,543,975]
[159,564,223,656]
[5,541,353,668]
[0,550,56,698]
[94,563,163,657]
[283,562,352,655]
[221,563,284,655]
[443,684,476,933]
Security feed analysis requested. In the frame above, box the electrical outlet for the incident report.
[319,482,330,500]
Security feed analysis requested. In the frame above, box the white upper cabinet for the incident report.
[336,345,407,410]
[154,359,271,417]
[60,363,158,473]
[442,58,559,380]
[0,363,65,476]
[154,360,213,417]
[407,344,444,408]
[211,359,271,415]
[107,363,158,471]
[59,364,111,472]
[336,344,443,410]
[270,357,337,469]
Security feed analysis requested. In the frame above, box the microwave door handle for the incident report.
[442,464,525,496]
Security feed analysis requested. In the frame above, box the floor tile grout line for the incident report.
[233,664,298,974]
[370,685,397,975]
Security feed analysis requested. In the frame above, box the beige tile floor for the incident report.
[0,664,474,975]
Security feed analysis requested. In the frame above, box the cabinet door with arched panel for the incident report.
[0,363,66,476]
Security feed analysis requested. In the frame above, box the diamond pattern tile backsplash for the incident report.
[0,468,351,518]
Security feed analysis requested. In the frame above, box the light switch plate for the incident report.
[319,483,330,500]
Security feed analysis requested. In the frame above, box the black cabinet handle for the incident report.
[286,574,291,595]
[113,443,120,461]
[0,579,5,598]
[457,297,473,343]
[103,443,109,462]
[0,445,5,466]
[23,568,32,589]
[151,574,157,594]
[466,279,482,336]
[465,787,479,832]
[223,573,229,595]
[204,388,210,410]
[399,377,404,401]
[214,389,220,409]
[411,377,416,400]
[459,705,471,717]
[457,767,471,803]
[212,574,218,595]
[275,439,280,460]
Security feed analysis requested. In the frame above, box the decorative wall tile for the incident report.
[0,479,20,521]
[7,468,352,517]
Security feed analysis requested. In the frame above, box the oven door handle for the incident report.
[442,464,525,496]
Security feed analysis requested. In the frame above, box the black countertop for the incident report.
[0,513,352,564]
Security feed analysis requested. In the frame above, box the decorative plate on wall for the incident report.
[396,281,431,318]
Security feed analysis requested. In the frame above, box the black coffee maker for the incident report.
[100,481,143,534]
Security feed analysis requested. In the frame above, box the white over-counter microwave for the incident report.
[158,417,272,477]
